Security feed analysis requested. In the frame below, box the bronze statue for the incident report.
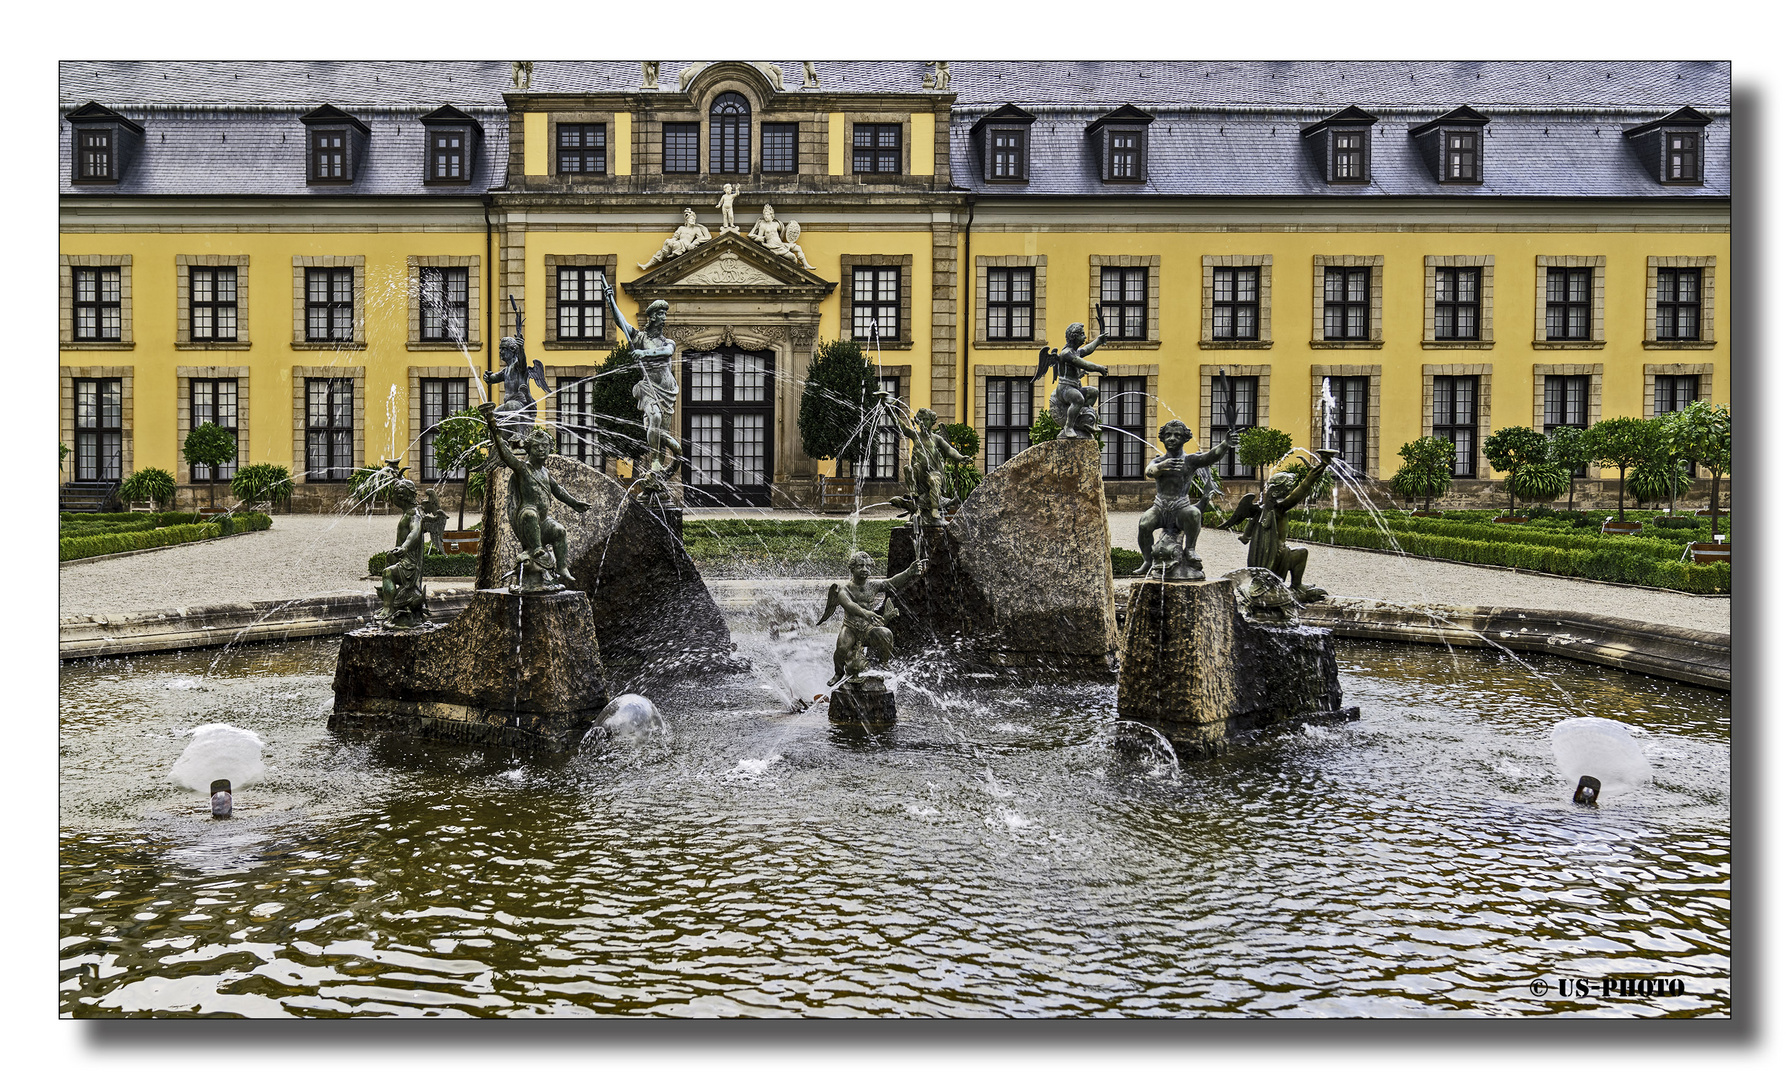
[1220,448,1339,603]
[483,297,546,441]
[376,477,429,627]
[1135,419,1235,580]
[890,404,967,526]
[478,400,591,592]
[419,489,449,556]
[817,550,929,685]
[601,274,681,493]
[1034,316,1109,439]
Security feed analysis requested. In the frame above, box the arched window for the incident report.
[709,92,750,174]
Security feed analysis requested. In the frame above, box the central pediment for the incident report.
[623,232,836,297]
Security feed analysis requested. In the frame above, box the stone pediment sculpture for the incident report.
[746,203,818,270]
[638,207,712,270]
[627,230,834,293]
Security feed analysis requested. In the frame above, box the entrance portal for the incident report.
[682,347,775,506]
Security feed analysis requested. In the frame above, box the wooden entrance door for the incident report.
[682,347,775,506]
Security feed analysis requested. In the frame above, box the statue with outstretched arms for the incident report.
[889,403,967,526]
[1220,447,1339,602]
[1134,419,1237,580]
[484,296,547,440]
[601,273,681,489]
[376,476,429,627]
[817,550,930,685]
[1034,314,1110,440]
[479,400,590,592]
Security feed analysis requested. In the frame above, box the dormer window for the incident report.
[300,104,371,185]
[1302,106,1379,185]
[1409,107,1489,185]
[1624,106,1711,186]
[971,104,1036,183]
[65,101,144,185]
[420,105,483,186]
[1086,104,1154,184]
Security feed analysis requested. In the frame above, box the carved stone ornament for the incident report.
[512,61,534,90]
[680,251,783,287]
[678,63,706,93]
[641,61,660,89]
[668,323,807,352]
[802,62,819,88]
[754,62,785,90]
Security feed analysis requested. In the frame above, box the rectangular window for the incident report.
[985,267,1034,341]
[1330,376,1369,477]
[662,123,699,174]
[418,267,469,343]
[77,129,112,180]
[557,123,606,175]
[689,352,723,403]
[189,378,239,481]
[855,374,903,481]
[1434,267,1480,341]
[1655,374,1699,417]
[1656,268,1702,341]
[1543,374,1589,478]
[1098,375,1147,479]
[73,377,123,482]
[429,128,466,181]
[1444,131,1479,181]
[1107,129,1141,180]
[851,267,900,343]
[1545,268,1592,341]
[1210,375,1258,479]
[72,266,122,341]
[1667,131,1700,182]
[1324,267,1370,340]
[305,268,355,342]
[761,123,798,173]
[1100,267,1148,340]
[1433,375,1478,478]
[305,377,355,481]
[419,377,469,481]
[311,129,346,181]
[852,124,900,174]
[984,376,1034,471]
[190,266,238,342]
[1211,267,1259,341]
[990,128,1026,179]
[555,377,601,466]
[1332,130,1366,180]
[556,267,607,340]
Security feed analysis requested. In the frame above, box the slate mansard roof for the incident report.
[60,60,1729,199]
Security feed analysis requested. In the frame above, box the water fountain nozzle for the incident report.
[210,778,233,818]
[1572,775,1601,807]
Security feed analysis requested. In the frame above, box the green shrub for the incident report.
[1662,400,1731,542]
[182,422,238,508]
[1028,410,1061,445]
[1110,548,1144,575]
[120,467,176,511]
[368,551,481,577]
[60,522,221,561]
[1585,416,1668,523]
[231,463,294,508]
[1237,427,1293,488]
[799,339,878,468]
[1282,458,1335,504]
[941,422,982,500]
[679,518,899,576]
[1390,436,1456,511]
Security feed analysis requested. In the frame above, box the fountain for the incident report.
[816,550,928,728]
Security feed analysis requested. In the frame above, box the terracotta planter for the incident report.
[1492,516,1530,525]
[1695,509,1730,518]
[1600,521,1645,536]
[441,530,482,555]
[1409,510,1443,518]
[1688,542,1730,564]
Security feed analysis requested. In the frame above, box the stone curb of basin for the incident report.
[59,587,478,660]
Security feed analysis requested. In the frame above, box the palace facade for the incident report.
[59,60,1730,509]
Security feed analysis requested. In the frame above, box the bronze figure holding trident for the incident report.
[483,295,547,442]
[598,272,682,491]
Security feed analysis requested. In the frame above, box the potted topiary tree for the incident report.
[230,463,294,514]
[1547,425,1594,516]
[183,422,238,515]
[1236,427,1292,493]
[1663,400,1731,558]
[120,467,176,513]
[1483,426,1551,522]
[1506,457,1572,518]
[940,422,982,504]
[1584,416,1661,532]
[432,405,493,534]
[1626,441,1694,521]
[1390,436,1455,514]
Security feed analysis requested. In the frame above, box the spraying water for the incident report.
[169,723,265,793]
[1551,716,1651,796]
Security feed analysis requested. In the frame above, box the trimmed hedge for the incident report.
[1283,519,1729,594]
[1289,508,1722,561]
[1111,548,1143,575]
[681,519,900,576]
[367,551,481,577]
[58,512,272,561]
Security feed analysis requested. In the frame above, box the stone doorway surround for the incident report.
[621,232,836,507]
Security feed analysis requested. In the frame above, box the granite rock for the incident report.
[887,438,1119,675]
[330,588,609,751]
[477,456,739,678]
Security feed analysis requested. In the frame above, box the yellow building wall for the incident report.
[969,228,1730,478]
[60,230,491,478]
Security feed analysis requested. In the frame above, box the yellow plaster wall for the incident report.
[613,112,631,175]
[523,112,548,177]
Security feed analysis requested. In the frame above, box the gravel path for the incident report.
[60,509,1727,637]
[59,512,479,616]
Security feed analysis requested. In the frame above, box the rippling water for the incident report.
[59,633,1729,1017]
